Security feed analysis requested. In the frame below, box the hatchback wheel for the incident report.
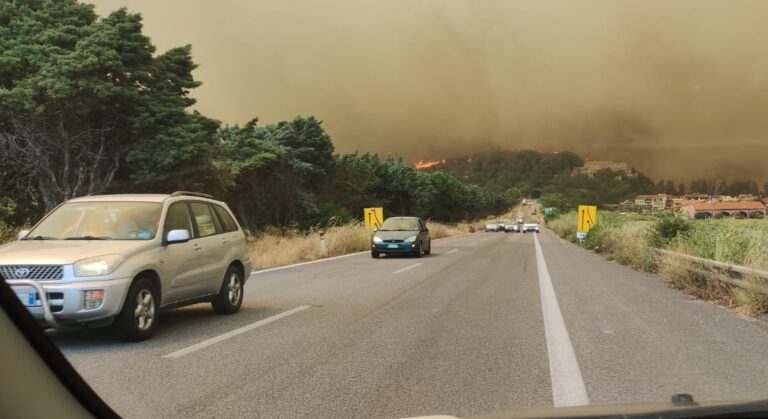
[212,265,244,314]
[114,277,158,341]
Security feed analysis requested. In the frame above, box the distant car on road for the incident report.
[0,192,251,341]
[371,216,431,258]
[516,217,524,224]
[485,220,500,232]
[504,223,520,233]
[522,223,540,233]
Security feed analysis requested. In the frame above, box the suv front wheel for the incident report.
[114,277,158,341]
[212,265,244,314]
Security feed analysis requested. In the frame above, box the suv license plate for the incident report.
[14,287,38,307]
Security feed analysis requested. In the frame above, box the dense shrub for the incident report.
[649,215,692,247]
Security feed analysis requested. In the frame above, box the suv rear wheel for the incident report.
[212,265,244,314]
[114,277,158,342]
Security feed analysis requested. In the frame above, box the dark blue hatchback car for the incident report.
[371,216,431,258]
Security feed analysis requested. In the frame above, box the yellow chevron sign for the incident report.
[364,207,384,231]
[577,205,597,233]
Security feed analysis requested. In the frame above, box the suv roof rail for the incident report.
[170,191,214,199]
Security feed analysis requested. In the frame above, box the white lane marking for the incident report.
[249,233,477,275]
[447,249,458,254]
[393,263,422,274]
[533,233,589,407]
[251,251,367,275]
[162,305,311,359]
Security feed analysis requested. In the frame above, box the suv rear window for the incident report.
[213,205,238,232]
[189,202,219,237]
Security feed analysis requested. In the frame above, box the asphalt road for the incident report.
[51,229,768,418]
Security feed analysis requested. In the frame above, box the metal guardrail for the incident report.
[5,279,59,328]
[654,248,768,293]
[655,248,768,279]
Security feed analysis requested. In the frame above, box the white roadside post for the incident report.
[319,233,327,255]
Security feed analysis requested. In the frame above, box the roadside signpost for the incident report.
[577,205,597,244]
[364,207,384,231]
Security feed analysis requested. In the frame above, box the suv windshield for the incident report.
[27,202,162,240]
[379,219,420,231]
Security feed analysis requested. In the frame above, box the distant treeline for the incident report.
[433,150,768,212]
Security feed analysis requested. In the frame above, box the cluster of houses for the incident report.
[619,194,768,219]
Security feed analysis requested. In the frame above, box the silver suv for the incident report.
[0,192,252,341]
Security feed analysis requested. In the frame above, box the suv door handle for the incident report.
[193,244,203,251]
[221,238,230,244]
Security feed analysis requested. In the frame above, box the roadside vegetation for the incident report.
[547,212,768,315]
[247,220,480,270]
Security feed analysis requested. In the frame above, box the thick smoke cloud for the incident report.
[91,0,768,182]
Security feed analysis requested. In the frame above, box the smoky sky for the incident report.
[90,0,768,182]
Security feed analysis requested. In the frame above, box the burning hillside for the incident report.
[414,159,446,170]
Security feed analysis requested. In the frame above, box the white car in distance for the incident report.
[522,223,540,233]
[485,221,500,232]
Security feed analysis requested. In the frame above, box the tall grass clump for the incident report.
[248,223,372,270]
[546,211,577,242]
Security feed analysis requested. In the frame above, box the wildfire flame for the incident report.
[415,159,446,170]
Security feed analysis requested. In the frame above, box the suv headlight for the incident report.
[74,255,124,277]
[372,236,383,244]
[404,235,417,243]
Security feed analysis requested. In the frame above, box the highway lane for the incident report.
[50,230,768,418]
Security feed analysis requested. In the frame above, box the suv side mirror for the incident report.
[166,229,190,245]
[17,230,30,240]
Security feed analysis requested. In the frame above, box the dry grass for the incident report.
[658,253,737,308]
[247,220,477,270]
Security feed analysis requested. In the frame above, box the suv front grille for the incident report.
[0,265,64,281]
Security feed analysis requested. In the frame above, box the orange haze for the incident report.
[90,0,768,182]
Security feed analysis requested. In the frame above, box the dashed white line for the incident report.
[533,233,589,407]
[162,305,311,359]
[447,249,458,254]
[249,233,478,275]
[393,263,423,274]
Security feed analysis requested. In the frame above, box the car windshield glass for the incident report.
[379,218,420,231]
[27,202,162,240]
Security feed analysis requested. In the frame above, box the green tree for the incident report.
[218,116,335,227]
[0,2,207,209]
[713,179,727,196]
[665,180,677,195]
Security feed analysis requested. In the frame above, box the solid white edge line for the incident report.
[249,232,477,275]
[447,249,458,254]
[393,263,423,274]
[533,233,590,407]
[162,305,311,359]
[250,251,367,275]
